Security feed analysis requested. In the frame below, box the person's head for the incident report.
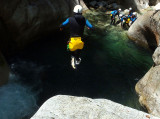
[73,5,83,14]
[118,8,122,13]
[132,12,137,17]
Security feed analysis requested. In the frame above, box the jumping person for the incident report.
[60,5,93,69]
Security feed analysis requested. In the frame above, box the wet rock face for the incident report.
[127,10,160,50]
[0,0,81,55]
[136,66,160,117]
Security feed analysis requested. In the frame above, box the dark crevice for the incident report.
[149,0,157,6]
[142,27,157,51]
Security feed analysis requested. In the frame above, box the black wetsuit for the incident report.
[60,13,93,61]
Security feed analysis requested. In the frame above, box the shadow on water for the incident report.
[4,11,153,119]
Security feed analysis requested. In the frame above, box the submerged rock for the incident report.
[127,10,160,50]
[31,95,160,119]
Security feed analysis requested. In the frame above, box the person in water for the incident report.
[110,8,121,25]
[60,5,93,69]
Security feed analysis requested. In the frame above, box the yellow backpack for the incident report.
[68,37,84,51]
[126,18,130,24]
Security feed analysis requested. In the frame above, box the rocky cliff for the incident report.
[136,46,160,117]
[127,10,160,50]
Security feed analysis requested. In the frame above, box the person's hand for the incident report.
[87,27,90,30]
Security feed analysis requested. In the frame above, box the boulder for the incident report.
[31,95,160,119]
[154,3,160,10]
[136,46,160,117]
[127,10,160,50]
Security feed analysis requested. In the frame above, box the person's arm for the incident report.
[132,17,136,22]
[86,19,93,29]
[60,18,69,30]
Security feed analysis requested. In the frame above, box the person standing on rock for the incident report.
[118,14,130,29]
[110,8,121,25]
[60,5,94,69]
[130,12,137,25]
[128,7,133,18]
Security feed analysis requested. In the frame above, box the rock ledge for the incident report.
[31,95,160,119]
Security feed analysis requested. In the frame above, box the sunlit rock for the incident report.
[127,10,160,50]
[154,3,160,10]
[135,65,160,117]
[31,95,160,119]
[136,46,160,117]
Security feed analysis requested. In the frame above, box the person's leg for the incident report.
[113,16,115,25]
[110,16,113,25]
[70,51,76,69]
[75,50,81,65]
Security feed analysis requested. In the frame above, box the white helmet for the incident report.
[73,5,83,13]
[129,7,132,10]
[118,8,122,12]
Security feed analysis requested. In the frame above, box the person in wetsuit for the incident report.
[60,5,93,69]
[130,12,137,25]
[110,8,121,25]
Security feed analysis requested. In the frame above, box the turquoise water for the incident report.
[0,10,153,119]
[83,25,153,110]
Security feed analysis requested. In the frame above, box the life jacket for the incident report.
[131,16,137,22]
[68,37,84,51]
[126,18,130,24]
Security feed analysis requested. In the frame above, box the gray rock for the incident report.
[154,3,160,10]
[127,10,160,50]
[31,95,160,119]
[136,46,160,118]
[153,46,160,65]
[136,64,160,117]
